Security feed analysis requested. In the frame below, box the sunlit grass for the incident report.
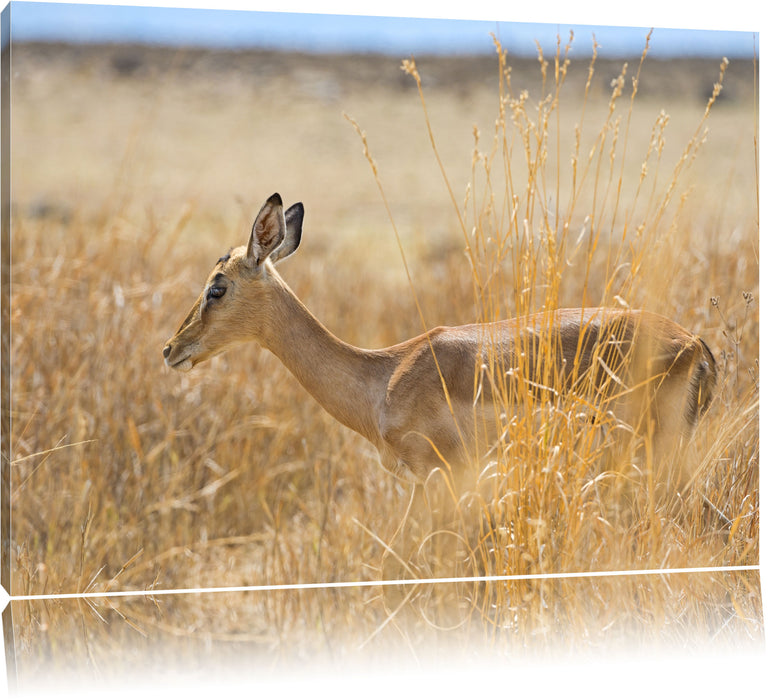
[8,36,759,684]
[349,33,758,639]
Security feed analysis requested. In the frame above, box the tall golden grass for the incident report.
[8,35,760,685]
[348,34,759,640]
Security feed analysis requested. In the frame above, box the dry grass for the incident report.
[7,35,760,688]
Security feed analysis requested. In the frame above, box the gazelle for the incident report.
[163,193,716,491]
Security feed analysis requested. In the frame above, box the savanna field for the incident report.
[5,37,760,689]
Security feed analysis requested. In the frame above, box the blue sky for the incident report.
[6,1,760,58]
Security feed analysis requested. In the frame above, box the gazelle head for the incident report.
[162,193,303,371]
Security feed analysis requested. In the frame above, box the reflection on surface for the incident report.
[8,568,763,692]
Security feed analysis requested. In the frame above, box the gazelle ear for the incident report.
[270,202,304,263]
[247,193,286,267]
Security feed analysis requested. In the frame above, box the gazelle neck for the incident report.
[258,275,389,445]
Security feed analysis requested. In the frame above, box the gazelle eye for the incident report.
[207,285,226,300]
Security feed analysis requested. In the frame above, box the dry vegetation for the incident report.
[7,34,760,689]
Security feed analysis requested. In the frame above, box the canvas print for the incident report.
[0,0,761,693]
